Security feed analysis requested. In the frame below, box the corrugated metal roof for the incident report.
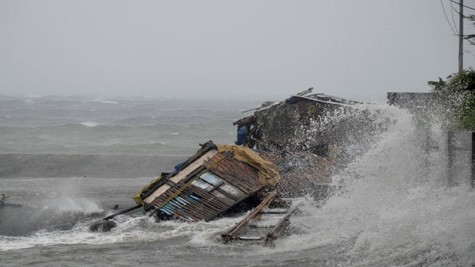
[204,152,262,194]
[144,146,270,222]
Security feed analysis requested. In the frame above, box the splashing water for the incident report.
[47,197,103,214]
[278,105,475,266]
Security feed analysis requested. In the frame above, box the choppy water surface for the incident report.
[0,96,257,155]
[0,97,474,266]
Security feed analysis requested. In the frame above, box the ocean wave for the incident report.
[80,121,100,127]
[0,209,244,252]
[93,99,119,105]
[0,198,105,238]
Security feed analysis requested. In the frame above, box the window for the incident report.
[192,179,213,192]
[192,171,245,201]
[191,172,224,192]
[200,172,224,187]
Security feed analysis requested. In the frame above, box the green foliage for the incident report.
[428,69,475,130]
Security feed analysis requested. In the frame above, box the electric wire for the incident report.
[450,0,459,33]
[448,0,475,44]
[449,0,475,12]
[441,0,459,35]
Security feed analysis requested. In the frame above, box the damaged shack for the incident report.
[132,141,280,222]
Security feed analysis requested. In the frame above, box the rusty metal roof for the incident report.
[140,142,274,222]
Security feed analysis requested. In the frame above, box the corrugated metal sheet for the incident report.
[204,152,262,194]
[147,150,265,222]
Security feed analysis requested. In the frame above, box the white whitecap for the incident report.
[80,121,100,127]
[93,99,119,104]
[55,197,103,214]
[25,95,43,98]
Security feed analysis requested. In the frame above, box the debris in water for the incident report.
[0,194,22,208]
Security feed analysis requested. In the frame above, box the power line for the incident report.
[449,0,475,12]
[442,0,459,35]
[450,0,459,32]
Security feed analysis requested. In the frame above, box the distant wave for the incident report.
[93,99,119,105]
[24,95,43,98]
[80,121,100,127]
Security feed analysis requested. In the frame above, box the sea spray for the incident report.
[280,104,475,265]
[0,197,104,237]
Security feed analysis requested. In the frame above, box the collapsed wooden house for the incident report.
[126,141,298,244]
[132,141,281,222]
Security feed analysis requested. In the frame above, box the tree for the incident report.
[466,15,475,45]
[428,69,475,130]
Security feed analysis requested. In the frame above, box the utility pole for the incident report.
[459,0,464,74]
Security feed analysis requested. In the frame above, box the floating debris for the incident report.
[222,191,298,246]
[0,194,22,208]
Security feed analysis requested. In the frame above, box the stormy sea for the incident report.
[0,95,474,266]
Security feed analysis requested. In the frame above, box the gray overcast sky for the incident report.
[1,1,474,101]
